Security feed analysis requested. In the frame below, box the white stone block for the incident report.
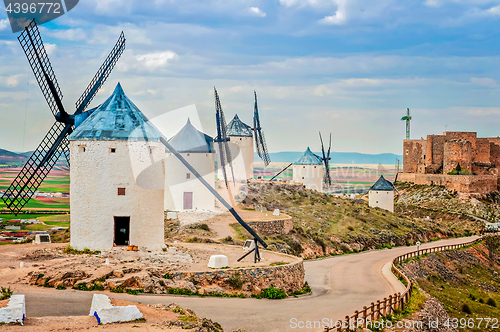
[89,294,142,324]
[34,234,51,244]
[273,209,280,216]
[207,255,228,269]
[0,295,26,325]
[166,212,177,220]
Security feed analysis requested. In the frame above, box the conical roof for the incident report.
[227,114,253,137]
[369,175,394,191]
[69,83,162,141]
[294,147,322,165]
[167,119,214,153]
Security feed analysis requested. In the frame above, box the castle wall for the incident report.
[425,135,445,172]
[443,139,472,174]
[70,140,165,251]
[397,173,497,195]
[403,140,425,173]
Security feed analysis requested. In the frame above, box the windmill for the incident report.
[1,20,125,215]
[213,88,236,205]
[319,132,332,187]
[252,91,270,166]
[401,108,411,140]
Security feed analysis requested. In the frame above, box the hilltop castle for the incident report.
[399,131,500,195]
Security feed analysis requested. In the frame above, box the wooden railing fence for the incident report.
[324,237,486,331]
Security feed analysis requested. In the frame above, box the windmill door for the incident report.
[114,216,130,246]
[183,192,193,210]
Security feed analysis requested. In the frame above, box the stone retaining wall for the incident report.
[171,260,304,294]
[247,216,293,235]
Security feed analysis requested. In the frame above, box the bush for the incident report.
[63,245,101,255]
[347,226,355,231]
[110,285,125,293]
[486,298,497,307]
[56,284,66,290]
[461,303,472,314]
[126,288,143,295]
[253,286,287,299]
[73,282,104,291]
[289,282,312,297]
[0,287,13,300]
[165,273,173,279]
[228,274,243,290]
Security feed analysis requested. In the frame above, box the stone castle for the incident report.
[399,131,500,195]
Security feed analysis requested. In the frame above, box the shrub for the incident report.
[56,284,66,290]
[461,303,472,314]
[228,274,243,290]
[110,285,125,293]
[0,287,13,300]
[253,286,287,299]
[289,282,312,297]
[479,298,485,304]
[165,273,173,279]
[486,298,497,307]
[126,288,143,295]
[347,226,355,231]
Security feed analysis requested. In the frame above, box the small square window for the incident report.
[110,148,116,153]
[118,188,126,196]
[186,173,191,179]
[302,177,304,179]
[79,146,86,153]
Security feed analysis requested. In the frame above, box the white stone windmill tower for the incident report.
[68,83,166,251]
[292,147,323,191]
[226,114,254,182]
[164,119,216,211]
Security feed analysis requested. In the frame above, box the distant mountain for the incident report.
[0,148,27,165]
[255,151,403,165]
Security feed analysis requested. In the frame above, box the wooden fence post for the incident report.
[383,297,387,316]
[376,300,381,320]
[363,306,367,328]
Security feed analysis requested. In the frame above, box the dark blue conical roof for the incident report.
[69,83,162,141]
[294,147,322,165]
[227,114,253,137]
[370,175,394,191]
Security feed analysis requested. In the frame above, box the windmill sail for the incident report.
[1,20,125,215]
[214,88,235,187]
[253,91,270,166]
[319,132,332,186]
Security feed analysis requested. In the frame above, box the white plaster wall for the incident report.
[292,164,323,192]
[164,152,215,211]
[0,295,25,325]
[228,136,254,181]
[70,140,165,251]
[369,190,395,212]
[89,294,142,324]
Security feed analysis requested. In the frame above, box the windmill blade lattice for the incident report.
[319,132,332,186]
[214,88,235,187]
[253,91,270,166]
[1,20,125,215]
[2,122,69,214]
[75,32,125,114]
[18,20,66,117]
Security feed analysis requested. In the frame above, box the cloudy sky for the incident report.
[1,0,500,155]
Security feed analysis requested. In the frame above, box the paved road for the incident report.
[20,236,479,332]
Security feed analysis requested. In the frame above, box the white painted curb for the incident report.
[89,294,142,324]
[0,295,26,325]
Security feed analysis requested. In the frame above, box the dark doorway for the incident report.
[183,192,193,210]
[114,216,130,246]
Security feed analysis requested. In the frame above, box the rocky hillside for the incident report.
[396,182,500,223]
[236,182,483,258]
[399,237,500,332]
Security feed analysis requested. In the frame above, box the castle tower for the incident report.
[164,119,215,211]
[68,83,165,251]
[226,114,254,181]
[368,175,394,212]
[292,147,323,191]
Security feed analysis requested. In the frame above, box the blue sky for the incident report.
[1,0,500,155]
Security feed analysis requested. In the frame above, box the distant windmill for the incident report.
[214,88,236,204]
[252,91,271,166]
[1,20,125,215]
[319,132,332,186]
[401,108,411,140]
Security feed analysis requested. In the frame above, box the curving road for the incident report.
[19,236,479,332]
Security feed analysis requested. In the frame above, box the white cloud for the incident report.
[135,51,178,69]
[0,19,8,31]
[249,7,266,17]
[45,28,87,41]
[470,77,497,86]
[6,75,21,87]
[319,2,347,25]
[44,43,57,55]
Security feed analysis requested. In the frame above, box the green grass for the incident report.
[0,199,69,210]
